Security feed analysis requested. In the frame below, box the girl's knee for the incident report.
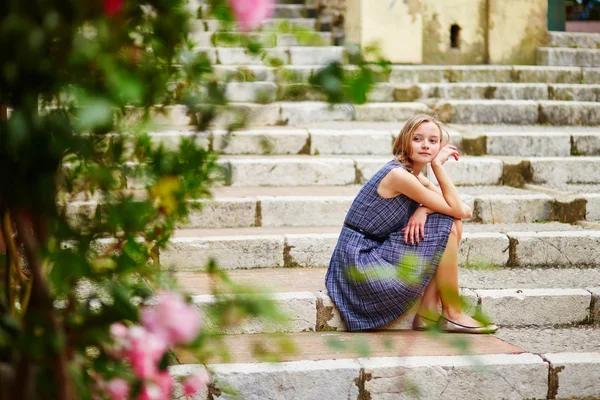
[451,219,463,240]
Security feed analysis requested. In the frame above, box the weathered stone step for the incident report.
[190,287,591,333]
[162,227,600,270]
[218,155,503,186]
[157,100,600,127]
[389,65,600,84]
[192,31,332,48]
[148,125,463,156]
[548,31,600,49]
[200,4,315,19]
[220,81,600,103]
[414,83,600,102]
[531,183,600,220]
[459,125,600,157]
[179,269,596,331]
[525,156,600,185]
[181,186,576,228]
[434,100,600,125]
[172,350,600,400]
[193,18,317,33]
[176,266,600,294]
[155,102,432,127]
[198,46,344,65]
[211,64,600,85]
[537,47,600,67]
[67,184,596,231]
[148,124,600,157]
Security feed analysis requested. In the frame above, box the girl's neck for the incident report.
[411,162,426,176]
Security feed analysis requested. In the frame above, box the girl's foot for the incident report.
[439,312,498,334]
[412,313,439,331]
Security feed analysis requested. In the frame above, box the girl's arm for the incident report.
[430,146,466,215]
[381,147,472,219]
[417,174,441,195]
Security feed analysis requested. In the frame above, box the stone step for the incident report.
[177,266,600,293]
[220,81,600,103]
[389,65,600,84]
[459,125,600,157]
[144,127,396,156]
[171,350,600,400]
[415,83,600,102]
[153,102,433,128]
[69,185,593,230]
[198,3,312,19]
[147,124,600,157]
[193,18,317,33]
[272,4,313,18]
[198,46,345,65]
[218,155,503,186]
[177,267,597,332]
[158,101,600,127]
[434,100,600,125]
[526,156,600,185]
[531,184,600,220]
[162,226,600,270]
[212,64,600,84]
[548,31,600,49]
[192,31,332,47]
[537,47,600,67]
[194,287,592,331]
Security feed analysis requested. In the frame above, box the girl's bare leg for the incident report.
[416,219,462,318]
[436,219,483,327]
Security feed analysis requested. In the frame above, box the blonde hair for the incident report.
[392,114,449,173]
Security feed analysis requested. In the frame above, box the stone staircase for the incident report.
[90,1,600,398]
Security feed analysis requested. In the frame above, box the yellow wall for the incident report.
[488,0,548,65]
[343,0,547,65]
[345,0,423,63]
[422,0,487,64]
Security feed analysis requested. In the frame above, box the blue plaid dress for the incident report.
[325,159,454,331]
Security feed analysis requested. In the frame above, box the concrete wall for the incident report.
[422,0,487,64]
[488,0,548,65]
[343,0,548,65]
[344,0,423,63]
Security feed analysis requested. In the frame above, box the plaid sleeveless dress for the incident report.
[325,159,454,331]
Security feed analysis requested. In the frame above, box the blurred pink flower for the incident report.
[127,326,168,379]
[137,372,172,400]
[110,323,128,339]
[137,384,162,400]
[104,378,130,400]
[155,371,173,397]
[141,291,202,346]
[183,370,210,396]
[228,0,275,31]
[104,0,124,16]
[108,322,129,358]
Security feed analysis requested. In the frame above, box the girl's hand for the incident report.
[432,145,460,166]
[402,206,428,245]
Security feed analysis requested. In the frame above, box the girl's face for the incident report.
[408,122,442,164]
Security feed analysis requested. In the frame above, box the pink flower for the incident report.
[155,371,173,396]
[137,384,162,400]
[104,378,130,400]
[108,323,129,358]
[110,323,128,339]
[141,292,202,346]
[127,327,168,379]
[183,371,210,396]
[104,0,124,16]
[228,0,275,31]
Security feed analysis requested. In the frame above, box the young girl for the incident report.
[325,114,497,333]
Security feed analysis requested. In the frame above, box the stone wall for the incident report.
[340,0,548,64]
